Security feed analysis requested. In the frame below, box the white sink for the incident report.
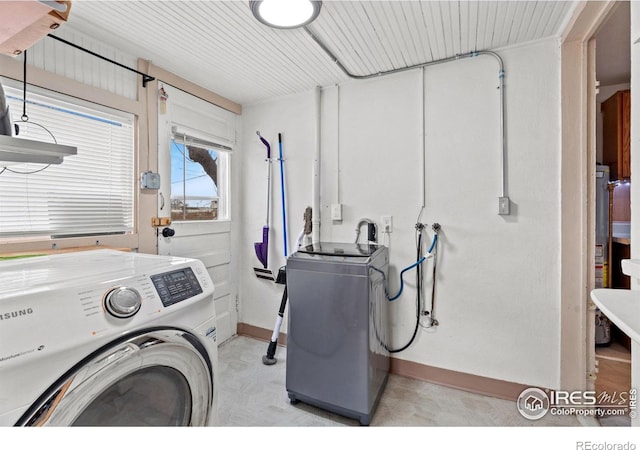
[591,258,640,425]
[622,259,640,279]
[591,288,640,344]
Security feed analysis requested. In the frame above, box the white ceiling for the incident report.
[64,1,578,105]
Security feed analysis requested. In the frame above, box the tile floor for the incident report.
[217,335,584,427]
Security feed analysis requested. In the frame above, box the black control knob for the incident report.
[104,287,142,319]
[162,227,175,237]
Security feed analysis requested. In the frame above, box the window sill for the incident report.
[0,244,132,259]
[0,233,138,255]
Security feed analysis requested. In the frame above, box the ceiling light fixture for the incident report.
[250,0,322,29]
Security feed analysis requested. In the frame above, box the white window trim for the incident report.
[169,127,232,223]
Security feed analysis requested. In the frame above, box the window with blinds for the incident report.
[0,84,134,238]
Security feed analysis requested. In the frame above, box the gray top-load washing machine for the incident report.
[285,242,389,426]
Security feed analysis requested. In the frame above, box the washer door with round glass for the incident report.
[16,327,214,426]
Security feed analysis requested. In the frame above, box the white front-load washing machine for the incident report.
[0,249,218,426]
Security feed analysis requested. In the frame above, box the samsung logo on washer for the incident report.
[0,308,34,321]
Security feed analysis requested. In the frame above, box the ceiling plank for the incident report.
[63,1,580,105]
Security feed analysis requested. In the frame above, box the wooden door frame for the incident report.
[561,0,618,392]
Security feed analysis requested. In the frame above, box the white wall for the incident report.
[238,92,317,327]
[238,38,563,389]
[631,2,640,266]
[29,26,139,100]
[415,39,561,387]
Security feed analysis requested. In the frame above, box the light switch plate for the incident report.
[331,203,343,221]
[498,196,510,215]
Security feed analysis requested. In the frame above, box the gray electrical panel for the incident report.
[285,242,390,426]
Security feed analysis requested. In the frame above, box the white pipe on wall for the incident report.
[419,66,426,222]
[312,85,321,243]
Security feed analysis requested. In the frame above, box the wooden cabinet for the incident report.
[602,89,631,180]
[0,1,72,56]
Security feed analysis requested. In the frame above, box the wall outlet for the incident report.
[331,203,343,221]
[381,215,393,233]
[498,196,510,215]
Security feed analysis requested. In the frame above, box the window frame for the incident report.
[169,130,231,223]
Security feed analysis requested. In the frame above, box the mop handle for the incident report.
[266,156,272,226]
[278,133,288,257]
[257,131,272,225]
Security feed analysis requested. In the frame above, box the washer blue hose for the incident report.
[389,233,438,301]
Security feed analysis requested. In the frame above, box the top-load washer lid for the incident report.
[296,242,382,257]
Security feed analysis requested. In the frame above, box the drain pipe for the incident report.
[312,85,321,243]
[304,27,509,214]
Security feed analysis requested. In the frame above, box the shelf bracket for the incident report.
[47,34,155,88]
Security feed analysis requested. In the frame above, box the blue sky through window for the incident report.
[170,140,218,206]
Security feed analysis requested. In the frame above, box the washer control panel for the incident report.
[150,267,203,307]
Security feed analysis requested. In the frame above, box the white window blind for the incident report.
[0,85,134,238]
